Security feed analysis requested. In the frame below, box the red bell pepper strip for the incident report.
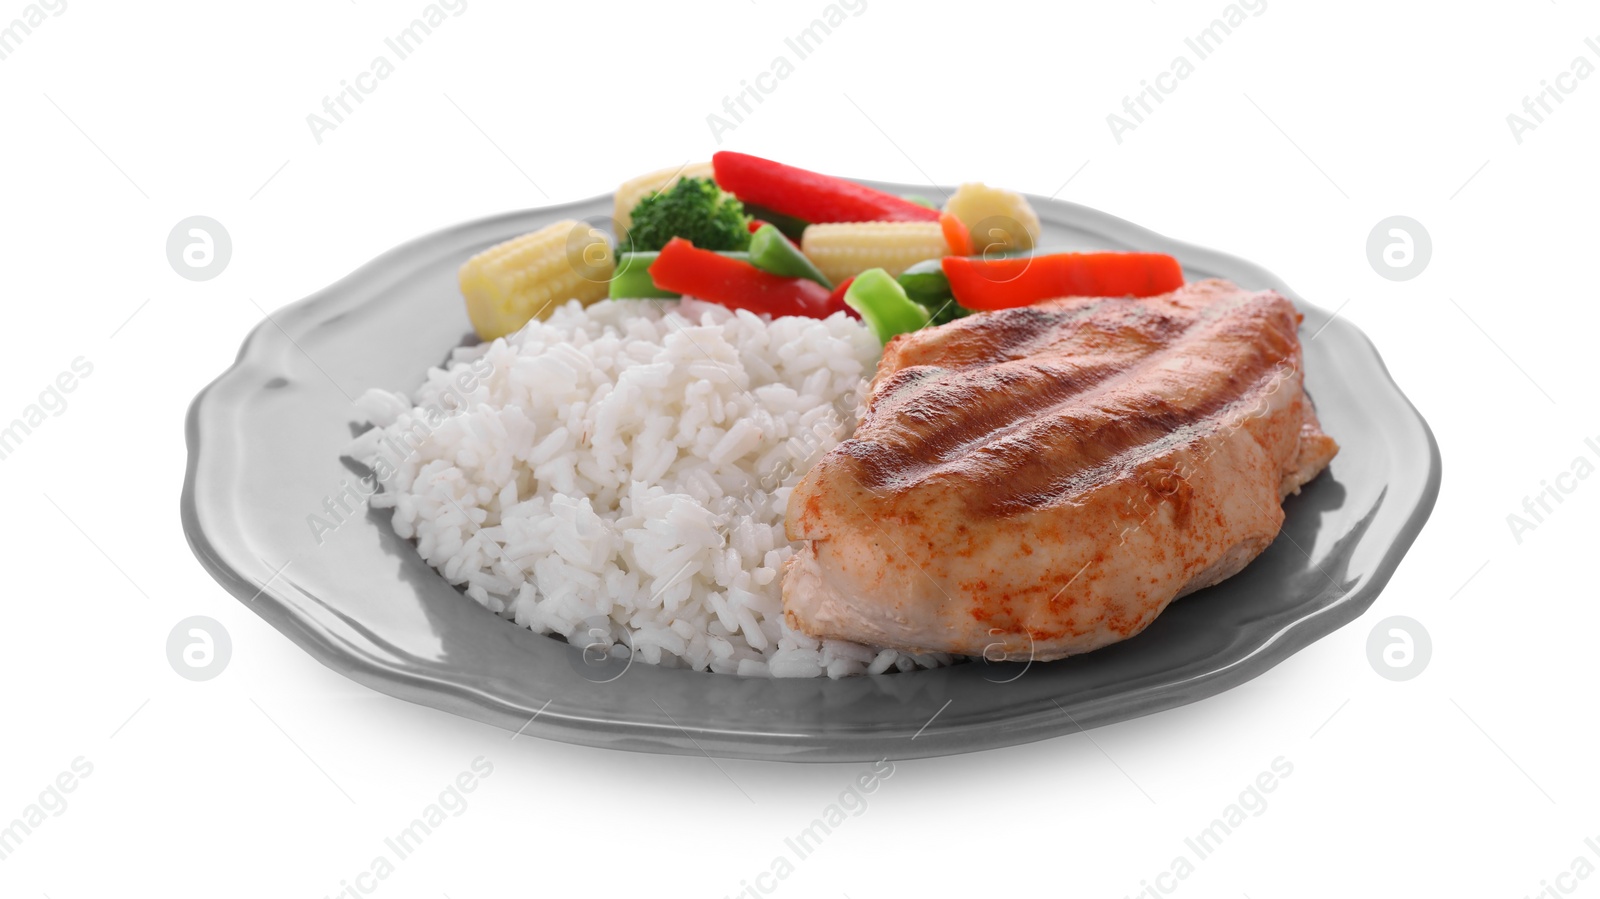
[747,219,770,233]
[941,253,1184,310]
[712,151,941,224]
[939,212,973,257]
[826,275,859,319]
[649,238,834,318]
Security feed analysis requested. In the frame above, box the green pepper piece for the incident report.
[740,204,810,242]
[897,258,950,307]
[844,268,931,343]
[746,224,832,289]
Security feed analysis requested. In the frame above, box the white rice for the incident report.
[346,298,956,678]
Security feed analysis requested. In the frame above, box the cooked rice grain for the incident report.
[347,298,955,677]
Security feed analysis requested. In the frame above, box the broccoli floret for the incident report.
[620,177,752,255]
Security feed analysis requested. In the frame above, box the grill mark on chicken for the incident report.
[969,363,1296,517]
[840,360,1128,485]
[844,289,1284,513]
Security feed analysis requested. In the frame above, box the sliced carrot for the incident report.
[939,212,973,257]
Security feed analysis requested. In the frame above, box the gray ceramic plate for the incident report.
[182,183,1440,762]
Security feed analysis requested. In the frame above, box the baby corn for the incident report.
[800,221,950,283]
[459,220,612,341]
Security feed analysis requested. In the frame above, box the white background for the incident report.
[2,1,1596,896]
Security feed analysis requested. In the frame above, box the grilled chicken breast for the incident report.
[783,279,1337,661]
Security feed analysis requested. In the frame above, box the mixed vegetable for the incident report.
[843,269,930,344]
[457,152,1186,344]
[711,151,940,224]
[618,176,751,256]
[648,238,836,319]
[942,253,1185,311]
